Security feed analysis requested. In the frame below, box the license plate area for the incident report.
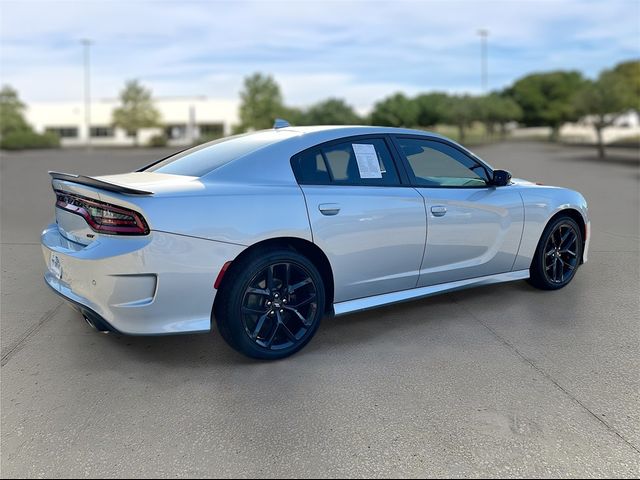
[50,253,63,280]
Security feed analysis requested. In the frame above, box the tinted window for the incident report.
[293,138,399,186]
[294,150,331,184]
[146,131,294,177]
[397,138,488,187]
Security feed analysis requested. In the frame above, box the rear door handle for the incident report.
[431,206,447,217]
[318,203,341,216]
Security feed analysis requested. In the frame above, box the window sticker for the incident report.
[352,144,382,178]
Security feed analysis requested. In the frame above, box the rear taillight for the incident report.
[55,190,149,235]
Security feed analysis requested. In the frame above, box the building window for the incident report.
[165,124,187,140]
[90,126,114,138]
[46,127,78,138]
[199,123,224,139]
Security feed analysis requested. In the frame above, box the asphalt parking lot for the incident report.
[1,141,639,478]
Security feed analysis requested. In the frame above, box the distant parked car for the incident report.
[42,123,589,359]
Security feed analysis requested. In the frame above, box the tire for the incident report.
[214,247,325,360]
[528,215,583,290]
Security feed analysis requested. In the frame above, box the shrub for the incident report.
[147,133,168,147]
[0,130,60,150]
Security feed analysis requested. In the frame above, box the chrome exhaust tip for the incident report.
[83,315,97,330]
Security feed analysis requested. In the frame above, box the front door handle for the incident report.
[431,206,447,217]
[318,203,341,216]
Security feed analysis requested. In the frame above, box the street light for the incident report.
[477,29,489,92]
[80,38,92,149]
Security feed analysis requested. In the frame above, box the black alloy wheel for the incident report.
[542,223,580,284]
[214,248,325,359]
[528,215,583,290]
[241,262,318,351]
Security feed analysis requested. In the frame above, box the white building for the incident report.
[25,96,239,147]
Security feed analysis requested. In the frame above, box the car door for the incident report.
[392,136,524,287]
[292,136,426,302]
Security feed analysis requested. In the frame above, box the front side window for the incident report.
[293,138,399,186]
[397,138,489,187]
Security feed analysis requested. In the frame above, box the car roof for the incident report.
[272,124,446,139]
[202,125,459,186]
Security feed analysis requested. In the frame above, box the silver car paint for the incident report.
[333,269,530,316]
[301,185,426,302]
[415,185,525,286]
[511,180,590,269]
[42,223,244,334]
[42,126,590,334]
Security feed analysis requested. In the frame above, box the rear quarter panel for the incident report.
[130,183,312,247]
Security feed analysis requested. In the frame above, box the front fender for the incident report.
[513,185,590,270]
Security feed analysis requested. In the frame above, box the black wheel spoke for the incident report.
[247,287,270,297]
[251,313,268,339]
[265,321,279,348]
[285,306,311,327]
[288,277,312,293]
[292,293,316,309]
[266,265,275,290]
[242,306,268,315]
[561,235,576,250]
[558,258,564,281]
[278,311,297,342]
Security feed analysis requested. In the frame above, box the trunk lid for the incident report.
[50,171,200,245]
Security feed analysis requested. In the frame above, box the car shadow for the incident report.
[93,279,539,368]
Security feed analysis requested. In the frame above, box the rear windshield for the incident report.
[144,131,290,177]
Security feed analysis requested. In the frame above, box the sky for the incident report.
[0,0,638,113]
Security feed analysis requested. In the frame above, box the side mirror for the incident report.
[491,169,512,187]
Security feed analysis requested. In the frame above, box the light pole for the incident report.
[81,38,92,149]
[477,29,489,93]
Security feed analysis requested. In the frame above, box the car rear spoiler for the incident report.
[49,171,153,196]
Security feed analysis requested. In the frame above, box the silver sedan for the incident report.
[42,124,589,359]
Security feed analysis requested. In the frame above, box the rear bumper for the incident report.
[42,223,245,335]
[45,279,121,333]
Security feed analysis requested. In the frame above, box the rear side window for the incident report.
[293,138,400,186]
[144,131,293,177]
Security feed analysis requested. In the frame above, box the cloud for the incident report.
[1,0,638,111]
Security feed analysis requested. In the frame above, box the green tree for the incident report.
[508,71,585,140]
[370,93,418,127]
[0,85,30,137]
[112,80,161,146]
[301,98,361,125]
[441,95,479,144]
[414,92,449,127]
[278,106,307,127]
[237,73,285,131]
[574,69,635,158]
[609,60,640,111]
[477,93,523,138]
